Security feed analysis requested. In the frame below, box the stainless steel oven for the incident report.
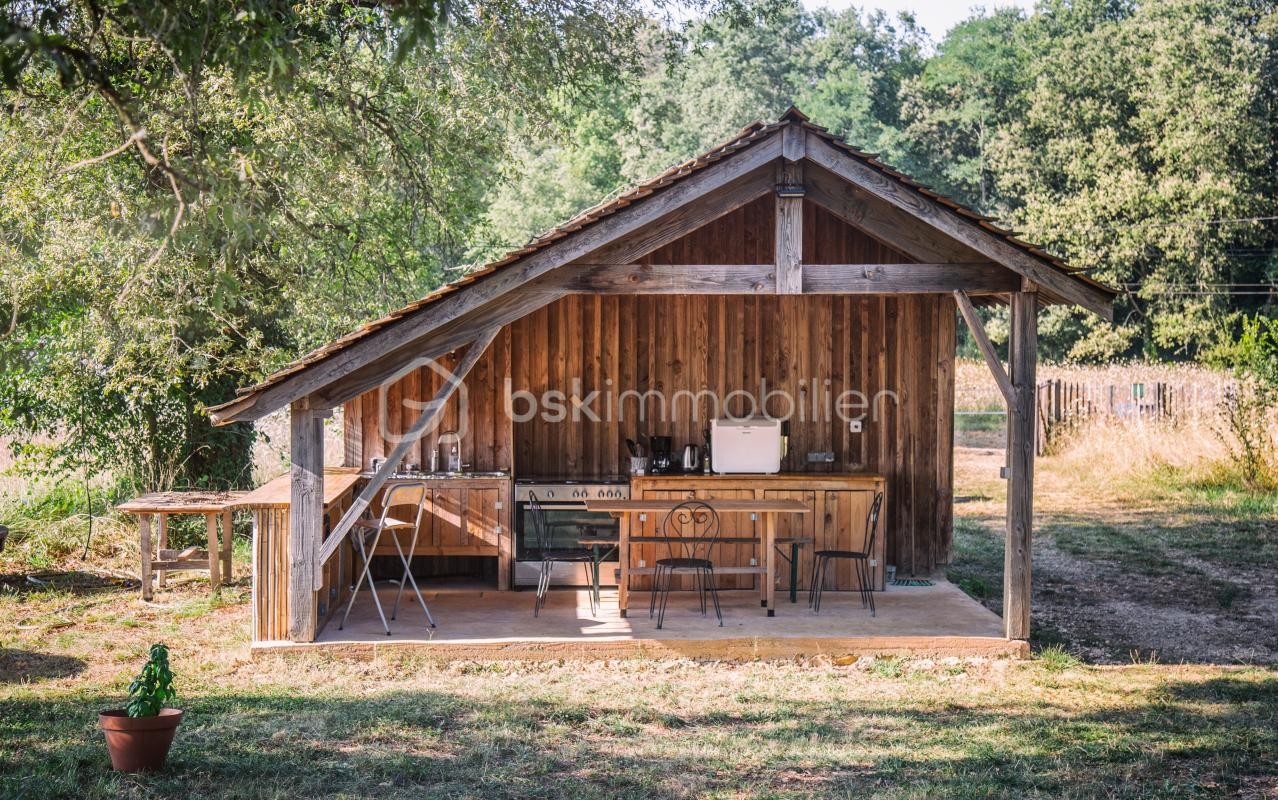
[513,477,629,587]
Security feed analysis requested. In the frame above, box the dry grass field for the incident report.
[1,363,1276,799]
[955,359,1231,416]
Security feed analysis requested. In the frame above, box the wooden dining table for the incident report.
[584,498,810,617]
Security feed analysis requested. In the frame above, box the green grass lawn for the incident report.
[2,445,1276,798]
[2,609,1276,800]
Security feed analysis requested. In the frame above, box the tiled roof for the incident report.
[209,107,1114,419]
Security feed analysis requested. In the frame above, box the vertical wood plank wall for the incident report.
[343,199,959,573]
[509,294,955,573]
[252,493,356,643]
[252,507,290,642]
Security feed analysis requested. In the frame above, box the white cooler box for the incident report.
[711,417,782,474]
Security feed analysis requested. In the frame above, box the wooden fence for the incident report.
[1034,379,1226,455]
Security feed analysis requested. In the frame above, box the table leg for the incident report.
[221,509,234,582]
[758,514,768,608]
[139,514,153,601]
[588,546,599,612]
[790,543,799,604]
[617,513,630,617]
[156,514,168,589]
[765,513,777,616]
[206,513,221,592]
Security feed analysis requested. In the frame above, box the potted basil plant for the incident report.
[99,643,183,772]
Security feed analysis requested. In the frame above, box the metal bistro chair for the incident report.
[809,491,884,616]
[339,481,436,635]
[528,492,596,617]
[650,501,724,629]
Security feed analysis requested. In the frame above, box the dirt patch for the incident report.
[952,446,1278,666]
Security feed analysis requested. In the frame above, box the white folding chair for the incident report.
[339,481,435,635]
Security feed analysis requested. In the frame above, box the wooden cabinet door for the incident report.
[635,489,687,591]
[428,488,466,551]
[696,487,761,590]
[466,488,502,550]
[820,490,882,590]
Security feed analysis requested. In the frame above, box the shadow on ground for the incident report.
[0,649,86,683]
[0,571,135,596]
[948,510,1278,665]
[1,671,1275,799]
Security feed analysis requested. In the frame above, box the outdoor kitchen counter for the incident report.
[355,474,513,590]
[628,473,888,596]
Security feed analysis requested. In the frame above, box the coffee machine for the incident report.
[647,435,674,474]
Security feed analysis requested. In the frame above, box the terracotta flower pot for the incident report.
[99,708,183,772]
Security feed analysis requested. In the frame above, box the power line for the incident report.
[1041,214,1278,235]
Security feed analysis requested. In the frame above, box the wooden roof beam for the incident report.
[775,159,803,294]
[805,165,979,264]
[211,133,785,424]
[955,290,1014,406]
[806,134,1113,320]
[552,262,1018,294]
[312,285,567,409]
[575,165,775,265]
[553,263,776,293]
[805,263,1019,294]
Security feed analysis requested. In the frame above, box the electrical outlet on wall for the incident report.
[849,420,863,433]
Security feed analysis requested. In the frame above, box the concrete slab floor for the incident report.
[301,580,1014,659]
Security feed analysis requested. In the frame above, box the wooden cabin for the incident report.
[212,108,1115,655]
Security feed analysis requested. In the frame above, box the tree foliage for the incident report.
[0,0,724,490]
[490,0,1278,362]
[2,0,1277,492]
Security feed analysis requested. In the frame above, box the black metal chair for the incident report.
[527,492,596,617]
[809,491,883,616]
[650,501,724,629]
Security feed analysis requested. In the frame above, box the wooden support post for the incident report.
[289,400,327,642]
[156,514,168,589]
[205,513,221,591]
[139,513,153,601]
[221,509,234,582]
[775,160,804,295]
[617,512,631,617]
[765,512,777,616]
[1004,291,1037,640]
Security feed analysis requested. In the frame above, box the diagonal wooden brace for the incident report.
[314,326,500,584]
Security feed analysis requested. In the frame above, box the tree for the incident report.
[893,8,1027,212]
[994,0,1278,361]
[0,1,713,490]
[486,0,930,247]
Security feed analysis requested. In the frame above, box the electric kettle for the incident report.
[680,444,701,472]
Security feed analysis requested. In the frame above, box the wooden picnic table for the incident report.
[117,491,248,600]
[584,498,810,617]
